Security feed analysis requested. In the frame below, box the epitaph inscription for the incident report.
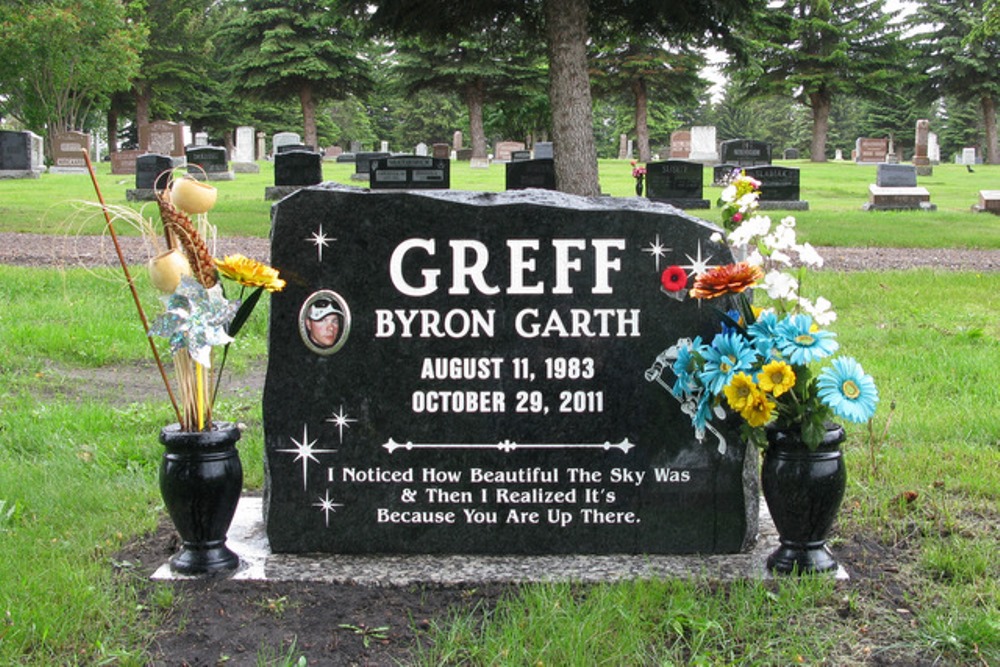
[263,185,757,555]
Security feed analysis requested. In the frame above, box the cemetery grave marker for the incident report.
[111,149,142,175]
[719,139,771,167]
[263,185,759,555]
[233,126,260,173]
[864,163,935,211]
[0,130,45,179]
[743,165,808,210]
[273,132,302,156]
[370,155,450,189]
[126,153,176,201]
[669,131,691,159]
[352,152,391,180]
[266,150,324,200]
[689,126,719,163]
[855,138,888,163]
[534,142,554,160]
[505,158,556,191]
[185,146,234,181]
[973,190,1000,214]
[914,120,932,176]
[644,160,709,209]
[141,121,185,157]
[50,131,91,174]
[495,141,526,162]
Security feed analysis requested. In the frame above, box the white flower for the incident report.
[799,296,837,325]
[769,249,793,266]
[710,232,724,243]
[780,216,796,228]
[796,242,824,268]
[728,214,771,247]
[720,184,737,203]
[763,270,799,301]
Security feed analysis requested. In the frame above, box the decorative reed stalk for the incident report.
[156,191,218,289]
[81,150,183,424]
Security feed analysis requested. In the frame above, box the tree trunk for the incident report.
[135,82,151,150]
[465,80,488,159]
[300,84,317,149]
[544,0,600,196]
[809,90,831,162]
[107,107,119,154]
[982,95,998,164]
[633,78,651,163]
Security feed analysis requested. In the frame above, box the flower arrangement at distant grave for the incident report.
[630,160,646,196]
[649,176,878,451]
[718,170,761,232]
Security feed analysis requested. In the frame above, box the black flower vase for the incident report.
[635,176,644,197]
[159,422,243,575]
[762,422,846,575]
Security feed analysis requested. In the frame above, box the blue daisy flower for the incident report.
[775,313,839,365]
[670,336,703,398]
[747,310,780,358]
[698,332,757,395]
[818,357,879,423]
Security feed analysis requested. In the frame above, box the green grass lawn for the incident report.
[2,158,999,248]
[0,161,997,664]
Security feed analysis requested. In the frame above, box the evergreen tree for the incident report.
[911,0,1000,163]
[219,0,373,149]
[590,37,708,162]
[734,0,908,161]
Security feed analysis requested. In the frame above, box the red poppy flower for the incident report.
[660,265,688,292]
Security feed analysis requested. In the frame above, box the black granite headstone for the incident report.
[135,153,174,190]
[505,158,556,191]
[0,130,32,170]
[275,150,323,186]
[278,143,316,154]
[719,139,771,167]
[262,185,758,555]
[742,165,800,202]
[354,152,391,175]
[644,160,708,208]
[370,155,450,190]
[783,148,800,160]
[186,146,229,176]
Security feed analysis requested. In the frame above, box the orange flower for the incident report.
[690,262,764,300]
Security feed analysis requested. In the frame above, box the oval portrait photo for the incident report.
[298,290,351,355]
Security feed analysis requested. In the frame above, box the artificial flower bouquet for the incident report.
[84,166,285,433]
[660,174,878,451]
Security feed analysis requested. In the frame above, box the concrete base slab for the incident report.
[757,201,810,211]
[152,496,848,584]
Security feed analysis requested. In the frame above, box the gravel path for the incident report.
[1,232,999,271]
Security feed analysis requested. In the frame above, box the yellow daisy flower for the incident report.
[724,372,758,412]
[757,360,796,397]
[740,391,776,428]
[216,254,286,292]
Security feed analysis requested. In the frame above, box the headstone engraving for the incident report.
[743,165,808,210]
[855,138,888,163]
[263,185,758,555]
[370,155,450,189]
[644,160,708,208]
[719,139,771,167]
[875,163,917,188]
[669,131,691,159]
[505,158,556,190]
[50,130,91,173]
[141,121,185,157]
[689,126,719,163]
[185,145,234,181]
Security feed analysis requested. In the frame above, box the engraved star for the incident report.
[642,233,672,271]
[306,224,335,262]
[276,424,337,491]
[325,405,357,444]
[313,489,344,527]
[681,240,716,277]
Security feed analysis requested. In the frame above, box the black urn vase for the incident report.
[762,422,846,575]
[159,422,243,575]
[635,176,644,197]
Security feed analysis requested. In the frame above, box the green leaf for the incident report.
[227,286,265,338]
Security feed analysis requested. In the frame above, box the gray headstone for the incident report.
[234,126,256,163]
[263,185,758,555]
[533,142,554,159]
[0,130,40,175]
[689,126,718,163]
[273,132,302,155]
[353,152,390,176]
[875,163,917,188]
